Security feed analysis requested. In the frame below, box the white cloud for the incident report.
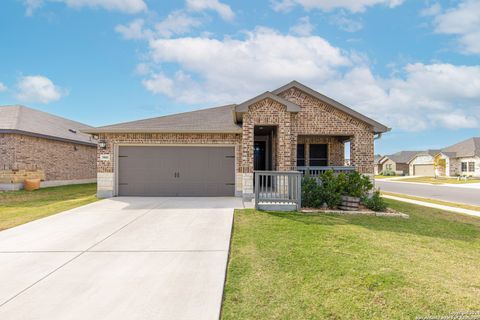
[186,0,235,21]
[24,0,147,15]
[289,16,315,36]
[115,19,153,40]
[145,27,350,103]
[136,27,480,131]
[116,11,202,40]
[0,82,7,92]
[16,75,66,104]
[155,11,203,38]
[420,3,441,16]
[329,12,363,32]
[271,0,404,13]
[431,0,480,54]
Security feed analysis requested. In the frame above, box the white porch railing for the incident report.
[297,166,355,178]
[254,171,302,211]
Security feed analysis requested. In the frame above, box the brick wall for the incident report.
[0,133,96,181]
[278,87,375,174]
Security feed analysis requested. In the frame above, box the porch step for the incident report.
[257,203,298,212]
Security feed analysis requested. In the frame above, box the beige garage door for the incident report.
[413,164,435,176]
[118,146,235,196]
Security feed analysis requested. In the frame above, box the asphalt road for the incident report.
[375,180,480,206]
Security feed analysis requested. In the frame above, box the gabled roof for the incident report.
[406,149,441,163]
[0,105,96,146]
[383,151,423,164]
[374,154,383,165]
[441,137,480,158]
[85,80,389,135]
[84,105,242,134]
[272,80,390,134]
[235,92,301,113]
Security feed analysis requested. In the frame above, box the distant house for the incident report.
[435,137,480,177]
[0,105,97,190]
[373,154,382,175]
[378,151,421,175]
[407,150,441,176]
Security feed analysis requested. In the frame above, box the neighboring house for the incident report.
[84,81,389,199]
[435,137,480,177]
[378,151,421,175]
[0,105,97,190]
[408,149,441,176]
[374,154,382,175]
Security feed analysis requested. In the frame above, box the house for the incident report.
[378,151,421,175]
[84,81,389,199]
[0,105,97,190]
[435,137,480,177]
[408,149,441,176]
[374,154,382,175]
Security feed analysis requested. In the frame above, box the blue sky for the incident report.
[0,0,479,155]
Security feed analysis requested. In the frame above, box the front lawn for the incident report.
[395,176,480,184]
[222,200,480,319]
[0,183,97,231]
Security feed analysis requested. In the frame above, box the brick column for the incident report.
[350,132,374,174]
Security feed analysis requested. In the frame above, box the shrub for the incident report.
[344,171,373,198]
[362,190,387,212]
[381,169,396,176]
[301,170,374,209]
[301,175,322,208]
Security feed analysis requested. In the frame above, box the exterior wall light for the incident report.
[98,140,107,149]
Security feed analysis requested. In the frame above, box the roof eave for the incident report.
[272,80,390,134]
[0,129,97,147]
[81,128,243,134]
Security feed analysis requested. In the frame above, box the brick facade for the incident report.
[0,133,96,186]
[95,86,377,198]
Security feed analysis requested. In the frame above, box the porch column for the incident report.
[241,115,255,199]
[350,132,374,175]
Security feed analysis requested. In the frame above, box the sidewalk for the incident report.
[383,195,480,218]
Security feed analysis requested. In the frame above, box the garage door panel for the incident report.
[118,146,234,196]
[413,164,435,176]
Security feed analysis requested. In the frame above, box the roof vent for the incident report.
[68,129,77,134]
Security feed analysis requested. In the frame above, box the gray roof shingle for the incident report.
[0,105,96,145]
[84,105,242,133]
[386,151,423,164]
[441,137,480,158]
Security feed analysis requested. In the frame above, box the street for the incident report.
[375,180,480,206]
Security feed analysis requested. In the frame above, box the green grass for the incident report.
[374,175,392,179]
[395,176,480,184]
[0,183,97,231]
[382,191,480,212]
[222,200,480,320]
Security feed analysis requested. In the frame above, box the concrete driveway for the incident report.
[0,197,246,320]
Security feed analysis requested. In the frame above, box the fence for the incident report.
[254,171,302,211]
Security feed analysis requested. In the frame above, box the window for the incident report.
[461,162,467,172]
[297,144,305,167]
[309,144,328,166]
[468,162,475,172]
[386,164,392,171]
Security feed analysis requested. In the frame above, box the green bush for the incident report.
[362,190,387,212]
[301,175,322,208]
[301,170,374,209]
[344,171,373,198]
[381,169,396,176]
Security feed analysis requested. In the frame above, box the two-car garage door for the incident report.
[118,146,235,196]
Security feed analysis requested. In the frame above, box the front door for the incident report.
[254,141,266,171]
